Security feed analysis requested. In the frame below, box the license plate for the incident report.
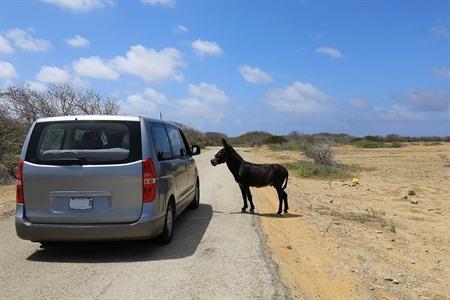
[69,198,93,210]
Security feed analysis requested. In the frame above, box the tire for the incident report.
[189,179,200,209]
[160,200,175,244]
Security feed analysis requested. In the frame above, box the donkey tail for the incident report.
[282,168,288,190]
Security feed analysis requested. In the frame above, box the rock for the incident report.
[409,199,419,204]
[384,277,394,281]
[376,230,383,234]
[392,278,400,284]
[287,245,293,250]
[408,190,416,196]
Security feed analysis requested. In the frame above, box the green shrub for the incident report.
[353,139,403,148]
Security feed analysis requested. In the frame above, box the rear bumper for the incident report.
[15,203,165,242]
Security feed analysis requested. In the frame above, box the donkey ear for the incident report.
[221,138,228,147]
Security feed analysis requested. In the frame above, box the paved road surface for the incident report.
[0,149,286,299]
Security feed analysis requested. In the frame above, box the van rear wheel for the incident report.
[189,180,200,209]
[160,201,175,244]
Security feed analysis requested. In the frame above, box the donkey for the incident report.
[210,139,289,214]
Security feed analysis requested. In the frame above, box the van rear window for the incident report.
[26,121,142,165]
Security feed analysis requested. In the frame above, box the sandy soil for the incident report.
[0,184,15,219]
[242,143,450,300]
[1,144,448,299]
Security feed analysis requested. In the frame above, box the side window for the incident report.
[179,129,191,155]
[150,123,172,161]
[165,125,186,159]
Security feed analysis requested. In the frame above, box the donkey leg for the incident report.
[282,190,289,214]
[275,187,283,214]
[239,184,248,213]
[245,186,255,213]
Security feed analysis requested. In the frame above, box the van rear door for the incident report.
[23,120,143,224]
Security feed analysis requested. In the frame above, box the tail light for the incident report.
[16,160,24,204]
[142,158,156,202]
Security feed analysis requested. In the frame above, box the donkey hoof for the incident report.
[283,210,288,214]
[277,211,282,215]
[241,208,247,213]
[249,209,255,214]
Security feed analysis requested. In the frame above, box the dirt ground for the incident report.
[0,184,15,219]
[1,144,448,299]
[243,143,450,300]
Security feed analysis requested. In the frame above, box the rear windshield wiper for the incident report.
[45,157,88,165]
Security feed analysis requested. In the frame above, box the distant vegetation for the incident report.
[353,139,403,148]
[0,83,448,183]
[183,128,449,150]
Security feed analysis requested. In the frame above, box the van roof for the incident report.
[35,115,176,126]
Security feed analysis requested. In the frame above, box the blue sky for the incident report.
[0,0,449,136]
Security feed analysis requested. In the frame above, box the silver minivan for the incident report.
[15,115,201,244]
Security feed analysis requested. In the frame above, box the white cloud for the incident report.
[141,0,175,7]
[0,35,14,54]
[400,89,450,112]
[0,61,19,80]
[347,95,425,122]
[120,93,157,117]
[315,46,343,59]
[239,65,272,84]
[40,0,114,12]
[5,28,51,52]
[373,105,424,121]
[174,97,224,120]
[26,81,48,93]
[191,39,223,57]
[66,35,90,47]
[144,87,168,104]
[120,86,226,122]
[73,56,118,80]
[267,81,328,114]
[72,76,90,88]
[36,66,71,84]
[174,25,188,34]
[432,24,450,38]
[112,45,184,83]
[433,67,450,79]
[348,97,369,110]
[188,82,228,103]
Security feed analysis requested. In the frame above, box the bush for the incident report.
[263,135,288,145]
[302,143,336,166]
[0,109,28,183]
[285,161,361,180]
[353,139,403,148]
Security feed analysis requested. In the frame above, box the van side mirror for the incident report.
[191,145,201,156]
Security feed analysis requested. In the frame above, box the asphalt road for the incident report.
[0,149,285,299]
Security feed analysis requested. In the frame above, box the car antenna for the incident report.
[160,112,162,120]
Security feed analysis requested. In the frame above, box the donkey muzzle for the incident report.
[210,159,218,166]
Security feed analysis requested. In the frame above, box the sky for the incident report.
[0,0,449,137]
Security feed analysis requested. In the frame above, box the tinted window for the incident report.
[26,121,141,165]
[150,123,172,161]
[179,129,192,155]
[165,125,185,158]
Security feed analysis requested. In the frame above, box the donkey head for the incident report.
[210,139,230,166]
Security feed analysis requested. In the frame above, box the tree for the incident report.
[0,84,119,123]
[0,84,120,182]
